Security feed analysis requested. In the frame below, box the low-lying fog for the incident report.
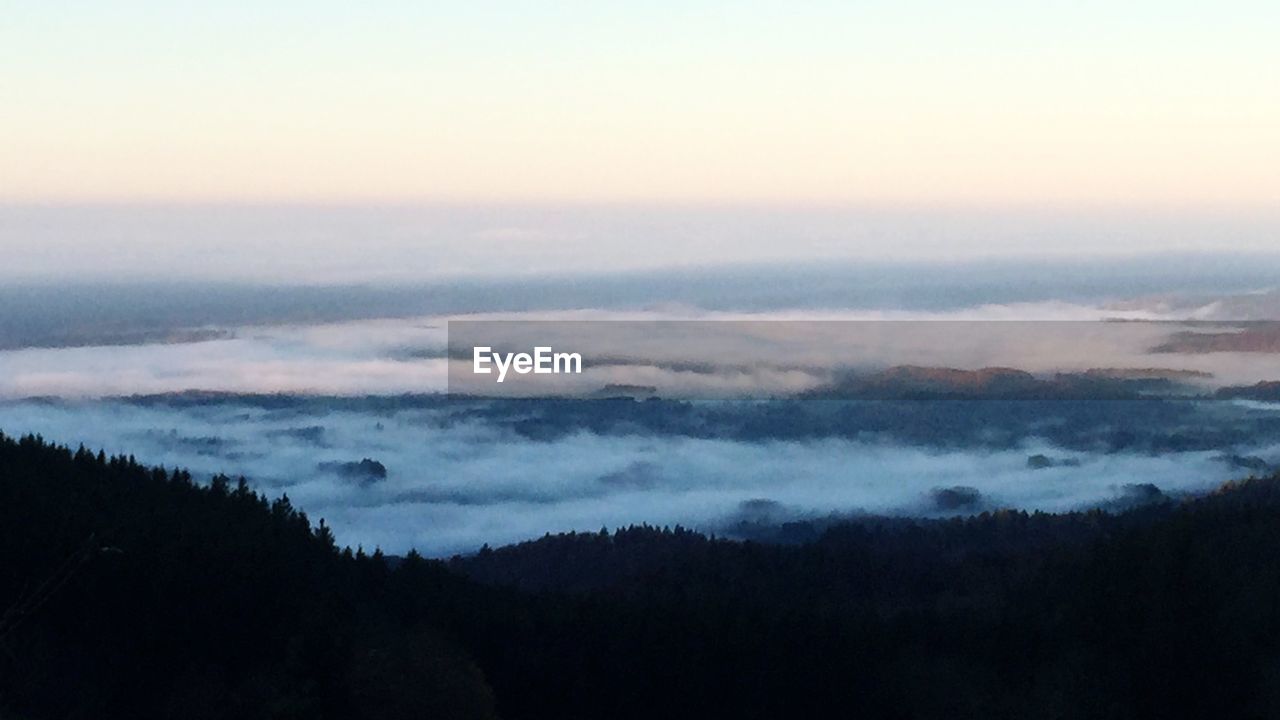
[2,395,1278,556]
[2,257,1279,555]
[4,305,1280,399]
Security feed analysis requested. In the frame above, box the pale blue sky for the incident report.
[3,1,1278,204]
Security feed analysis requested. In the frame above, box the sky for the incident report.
[3,1,1278,207]
[5,3,1280,557]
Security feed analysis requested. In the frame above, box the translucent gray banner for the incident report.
[446,320,1280,400]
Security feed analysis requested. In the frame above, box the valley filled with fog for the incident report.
[3,256,1280,555]
[4,393,1280,555]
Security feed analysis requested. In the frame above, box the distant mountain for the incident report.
[1217,381,1280,401]
[1153,322,1280,353]
[808,365,1187,399]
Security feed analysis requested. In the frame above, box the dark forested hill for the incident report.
[0,432,498,720]
[5,431,1280,719]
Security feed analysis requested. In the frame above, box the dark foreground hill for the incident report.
[5,431,1280,719]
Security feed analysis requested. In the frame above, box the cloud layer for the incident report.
[3,395,1276,556]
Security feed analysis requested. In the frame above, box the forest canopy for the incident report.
[4,430,1280,719]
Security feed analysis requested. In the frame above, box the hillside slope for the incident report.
[6,431,1280,718]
